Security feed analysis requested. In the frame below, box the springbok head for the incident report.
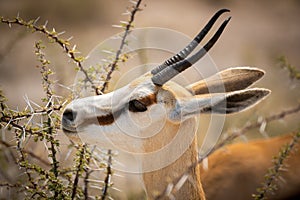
[61,9,270,152]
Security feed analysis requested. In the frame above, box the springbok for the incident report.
[61,9,270,199]
[201,133,300,200]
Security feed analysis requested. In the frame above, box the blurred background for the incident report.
[0,0,300,199]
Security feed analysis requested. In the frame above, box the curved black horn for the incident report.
[151,9,230,75]
[152,16,231,86]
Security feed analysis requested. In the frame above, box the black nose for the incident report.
[62,109,77,122]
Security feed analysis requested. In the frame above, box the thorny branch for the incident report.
[0,41,69,198]
[0,115,45,138]
[71,144,87,200]
[100,0,143,93]
[1,105,62,121]
[83,147,94,200]
[35,40,60,184]
[35,41,53,98]
[253,131,300,200]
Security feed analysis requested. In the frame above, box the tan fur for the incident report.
[200,134,300,200]
[138,93,157,106]
[141,82,206,199]
[142,120,205,199]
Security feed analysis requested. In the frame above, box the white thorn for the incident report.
[89,185,102,190]
[101,50,114,54]
[57,31,66,36]
[101,59,109,63]
[120,20,129,25]
[86,179,105,184]
[43,20,48,28]
[67,36,74,41]
[4,118,13,130]
[34,16,40,25]
[202,157,209,171]
[112,24,123,28]
[165,183,174,197]
[108,196,114,200]
[72,45,77,51]
[129,0,138,5]
[111,186,122,192]
[278,175,287,184]
[259,120,267,134]
[174,174,189,191]
[122,11,131,15]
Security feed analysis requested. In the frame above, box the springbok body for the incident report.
[201,134,300,200]
[62,9,270,199]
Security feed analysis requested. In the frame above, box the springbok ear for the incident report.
[169,88,270,122]
[186,67,265,95]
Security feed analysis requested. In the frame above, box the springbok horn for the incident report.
[151,16,231,86]
[151,9,230,75]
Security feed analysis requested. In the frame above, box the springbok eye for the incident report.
[129,99,147,112]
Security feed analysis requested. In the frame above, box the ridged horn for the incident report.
[152,16,231,86]
[151,9,230,75]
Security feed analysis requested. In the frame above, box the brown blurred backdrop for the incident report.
[0,0,300,198]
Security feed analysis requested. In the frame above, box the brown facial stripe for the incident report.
[137,93,157,106]
[96,108,123,126]
[97,114,115,125]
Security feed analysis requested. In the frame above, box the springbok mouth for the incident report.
[62,126,78,134]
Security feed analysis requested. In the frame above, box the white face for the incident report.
[61,72,188,150]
